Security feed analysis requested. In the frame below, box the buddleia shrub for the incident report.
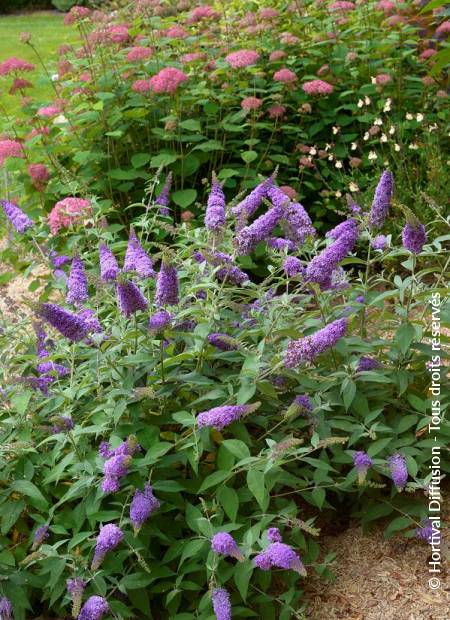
[0,169,449,619]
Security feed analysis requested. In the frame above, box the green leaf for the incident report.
[397,414,418,433]
[218,486,239,522]
[384,516,413,538]
[150,152,178,167]
[1,501,25,535]
[10,392,31,416]
[131,153,151,168]
[108,168,140,180]
[171,189,197,208]
[241,150,258,164]
[198,470,229,492]
[222,439,250,460]
[11,480,48,510]
[362,503,393,524]
[247,470,266,510]
[233,560,253,601]
[179,119,201,132]
[120,574,154,590]
[193,140,223,152]
[341,378,356,411]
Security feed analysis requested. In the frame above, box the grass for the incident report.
[0,11,77,117]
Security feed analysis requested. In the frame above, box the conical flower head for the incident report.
[0,597,13,620]
[66,256,88,305]
[38,303,90,342]
[388,453,408,490]
[285,318,348,367]
[78,596,109,620]
[197,402,260,430]
[91,524,123,570]
[205,174,226,231]
[124,228,155,278]
[368,170,393,229]
[402,222,427,254]
[155,172,172,216]
[130,484,160,532]
[67,578,86,618]
[155,260,179,306]
[116,280,148,317]
[32,525,49,550]
[99,243,120,281]
[352,451,373,484]
[212,588,232,620]
[148,309,172,332]
[1,199,33,233]
[211,532,244,561]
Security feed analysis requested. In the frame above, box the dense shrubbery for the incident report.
[0,166,449,619]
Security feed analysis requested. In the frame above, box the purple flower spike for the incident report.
[67,578,86,618]
[254,551,272,570]
[0,597,13,620]
[255,542,306,575]
[211,532,244,561]
[402,223,427,254]
[388,454,408,490]
[99,243,120,281]
[212,587,232,620]
[34,323,53,359]
[66,256,88,305]
[197,403,260,430]
[416,518,435,543]
[38,303,90,342]
[155,261,179,306]
[371,234,388,250]
[357,356,380,372]
[32,525,49,550]
[267,185,315,243]
[352,451,373,484]
[130,484,160,532]
[1,200,33,233]
[268,237,296,251]
[205,175,226,231]
[155,172,172,216]
[283,256,304,277]
[232,178,273,219]
[36,361,69,377]
[235,204,285,255]
[116,280,148,317]
[77,308,102,334]
[267,527,282,543]
[78,595,109,620]
[124,229,155,278]
[91,524,123,570]
[207,333,239,351]
[148,309,172,332]
[285,318,348,368]
[102,453,132,494]
[368,170,393,229]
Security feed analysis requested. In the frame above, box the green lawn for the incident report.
[0,11,77,116]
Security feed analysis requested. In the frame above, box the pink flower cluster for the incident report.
[274,68,297,84]
[28,164,50,191]
[107,25,130,44]
[187,5,220,23]
[375,73,391,85]
[37,104,62,118]
[259,8,279,19]
[0,57,35,76]
[48,197,92,235]
[376,0,395,13]
[0,140,24,165]
[181,52,206,64]
[126,47,153,62]
[268,104,286,119]
[64,6,91,25]
[435,21,450,38]
[419,48,437,61]
[9,78,33,94]
[149,67,188,94]
[329,1,355,10]
[132,79,152,94]
[225,49,260,69]
[280,33,300,45]
[302,79,334,95]
[163,25,188,39]
[241,96,263,110]
[269,50,287,62]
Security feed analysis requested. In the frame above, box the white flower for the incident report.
[351,142,358,150]
[53,114,68,125]
[380,133,388,143]
[328,154,334,161]
[409,143,419,150]
[309,147,317,155]
[383,160,389,166]
[371,76,377,84]
[51,73,59,82]
[325,143,332,151]
[416,113,424,122]
[335,160,343,169]
[349,182,359,192]
[357,99,364,108]
[364,96,371,105]
[383,98,392,112]
[374,118,383,126]
[406,113,413,120]
[429,123,438,132]
[332,126,339,135]
[368,151,377,160]
[394,143,401,152]
[389,125,396,135]
[363,132,370,141]
[335,190,342,198]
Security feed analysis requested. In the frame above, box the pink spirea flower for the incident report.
[107,25,130,44]
[375,73,391,85]
[28,164,50,191]
[280,33,300,45]
[329,1,355,10]
[37,104,62,118]
[9,78,33,94]
[422,75,436,86]
[269,50,287,62]
[225,49,260,69]
[48,197,92,235]
[302,79,334,95]
[164,25,188,39]
[181,52,205,63]
[280,185,298,200]
[268,104,286,119]
[387,15,405,26]
[126,47,153,62]
[0,140,24,165]
[187,5,220,23]
[132,79,152,94]
[148,67,188,94]
[64,6,91,25]
[259,7,279,19]
[241,96,263,110]
[376,0,395,12]
[274,68,297,83]
[419,48,437,61]
[0,57,35,76]
[436,21,450,38]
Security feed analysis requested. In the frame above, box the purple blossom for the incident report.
[130,484,160,531]
[205,176,226,231]
[388,454,408,490]
[267,527,282,543]
[267,186,315,243]
[368,170,393,229]
[36,361,69,377]
[99,243,120,281]
[216,263,249,285]
[211,532,244,560]
[99,441,113,458]
[353,451,373,484]
[306,219,359,289]
[254,542,306,575]
[231,178,273,219]
[1,199,33,233]
[24,375,54,395]
[357,356,381,372]
[51,253,71,268]
[149,309,172,332]
[193,250,206,263]
[155,172,172,216]
[268,237,296,251]
[355,295,365,303]
[67,578,86,618]
[52,415,74,433]
[0,597,13,620]
[38,303,90,342]
[235,204,284,255]
[116,280,148,317]
[285,318,348,368]
[155,261,179,306]
[212,587,232,620]
[416,518,434,543]
[66,256,88,305]
[32,525,49,550]
[124,229,155,278]
[197,403,259,430]
[371,234,388,250]
[283,256,304,277]
[76,308,102,334]
[402,223,427,254]
[285,394,313,419]
[34,323,53,358]
[207,333,239,351]
[78,596,109,620]
[91,524,124,570]
[102,454,132,494]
